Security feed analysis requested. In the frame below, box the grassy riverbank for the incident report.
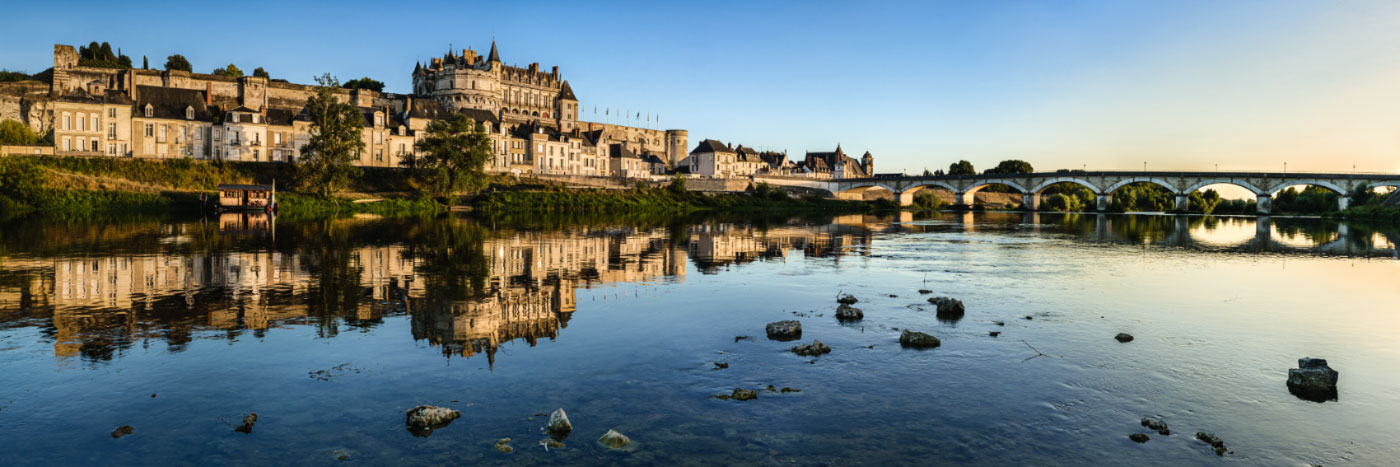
[470,184,893,215]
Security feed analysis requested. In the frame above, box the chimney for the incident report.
[406,96,413,115]
[205,82,211,106]
[551,66,558,77]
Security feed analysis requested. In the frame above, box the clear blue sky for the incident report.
[5,0,1400,176]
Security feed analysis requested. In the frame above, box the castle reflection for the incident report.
[0,215,874,366]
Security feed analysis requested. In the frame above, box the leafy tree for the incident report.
[413,113,494,197]
[1043,193,1083,212]
[342,77,385,92]
[668,175,689,197]
[0,120,44,145]
[298,74,365,197]
[77,42,133,69]
[253,67,269,79]
[983,159,1034,175]
[0,70,30,83]
[164,54,192,72]
[142,56,148,69]
[213,64,244,77]
[912,191,947,210]
[948,160,975,176]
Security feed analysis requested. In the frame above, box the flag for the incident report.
[605,107,609,115]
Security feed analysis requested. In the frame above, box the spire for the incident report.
[488,39,501,63]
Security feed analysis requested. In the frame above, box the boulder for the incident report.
[111,425,134,439]
[405,405,460,437]
[1287,357,1339,402]
[234,413,258,434]
[1195,432,1226,456]
[598,429,631,449]
[495,438,513,453]
[765,320,802,341]
[837,294,858,305]
[918,289,933,294]
[716,388,758,401]
[1128,433,1150,443]
[791,340,832,357]
[988,331,1000,337]
[835,304,863,321]
[1140,417,1169,435]
[927,297,965,319]
[899,330,941,349]
[1115,333,1134,343]
[546,408,572,437]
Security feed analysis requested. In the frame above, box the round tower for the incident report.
[862,151,874,175]
[666,129,688,167]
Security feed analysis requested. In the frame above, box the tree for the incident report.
[0,119,45,145]
[253,67,269,79]
[948,160,975,176]
[983,159,1034,175]
[298,74,365,197]
[0,70,30,83]
[142,56,149,69]
[412,113,493,197]
[342,77,385,92]
[213,64,244,77]
[77,42,132,69]
[164,54,192,72]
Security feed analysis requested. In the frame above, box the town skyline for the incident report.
[3,1,1400,175]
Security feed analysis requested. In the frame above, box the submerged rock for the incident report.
[765,320,802,341]
[918,289,932,294]
[1115,333,1134,343]
[713,362,729,370]
[598,429,631,449]
[988,331,1000,337]
[540,438,565,450]
[734,335,755,342]
[405,405,460,437]
[1128,433,1150,443]
[1023,316,1034,320]
[791,340,832,357]
[716,388,758,401]
[1196,432,1227,456]
[111,425,134,438]
[899,330,941,349]
[993,321,1005,326]
[1287,357,1339,402]
[495,438,513,453]
[546,409,572,437]
[837,294,858,305]
[1140,417,1170,435]
[234,413,258,434]
[927,297,965,320]
[835,304,864,321]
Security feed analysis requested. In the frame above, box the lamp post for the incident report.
[1284,162,1287,174]
[1143,161,1147,172]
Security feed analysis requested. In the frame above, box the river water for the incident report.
[1,211,1397,466]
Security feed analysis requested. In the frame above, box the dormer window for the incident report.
[144,104,153,118]
[185,106,194,120]
[375,114,383,126]
[231,113,240,123]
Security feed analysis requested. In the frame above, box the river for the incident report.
[0,211,1397,465]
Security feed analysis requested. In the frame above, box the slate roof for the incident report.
[488,40,501,62]
[135,85,213,121]
[690,139,732,155]
[558,80,576,100]
[407,98,451,120]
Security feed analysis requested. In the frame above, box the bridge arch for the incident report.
[962,178,1031,194]
[1103,178,1181,195]
[1265,179,1348,196]
[1182,179,1268,196]
[1029,177,1102,195]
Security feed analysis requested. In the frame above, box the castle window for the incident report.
[231,113,239,123]
[77,113,85,131]
[108,108,115,118]
[186,106,194,120]
[145,104,153,118]
[144,124,153,137]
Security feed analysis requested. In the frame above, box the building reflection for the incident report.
[0,217,875,366]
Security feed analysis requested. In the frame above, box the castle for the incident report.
[0,42,873,180]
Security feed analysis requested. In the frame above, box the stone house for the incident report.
[132,86,213,159]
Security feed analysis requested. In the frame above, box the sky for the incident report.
[4,0,1400,177]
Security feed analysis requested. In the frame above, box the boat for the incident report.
[214,182,279,214]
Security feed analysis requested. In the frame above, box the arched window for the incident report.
[144,104,153,118]
[185,106,194,120]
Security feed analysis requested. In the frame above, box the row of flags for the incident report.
[593,105,657,125]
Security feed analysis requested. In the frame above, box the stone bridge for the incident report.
[754,171,1400,213]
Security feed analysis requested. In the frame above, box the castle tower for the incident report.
[862,151,874,176]
[665,130,689,167]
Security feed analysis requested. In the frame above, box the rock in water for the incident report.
[546,408,572,437]
[1140,417,1170,435]
[791,340,832,357]
[899,330,941,349]
[988,331,1000,337]
[835,304,864,321]
[918,289,933,294]
[111,425,134,438]
[837,294,858,305]
[495,438,513,453]
[1287,357,1339,402]
[1128,433,1150,443]
[765,320,802,341]
[234,413,258,434]
[716,388,758,401]
[405,405,460,437]
[928,297,965,320]
[598,429,630,449]
[1115,333,1134,343]
[1196,432,1227,456]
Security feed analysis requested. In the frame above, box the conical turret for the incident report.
[488,40,501,63]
